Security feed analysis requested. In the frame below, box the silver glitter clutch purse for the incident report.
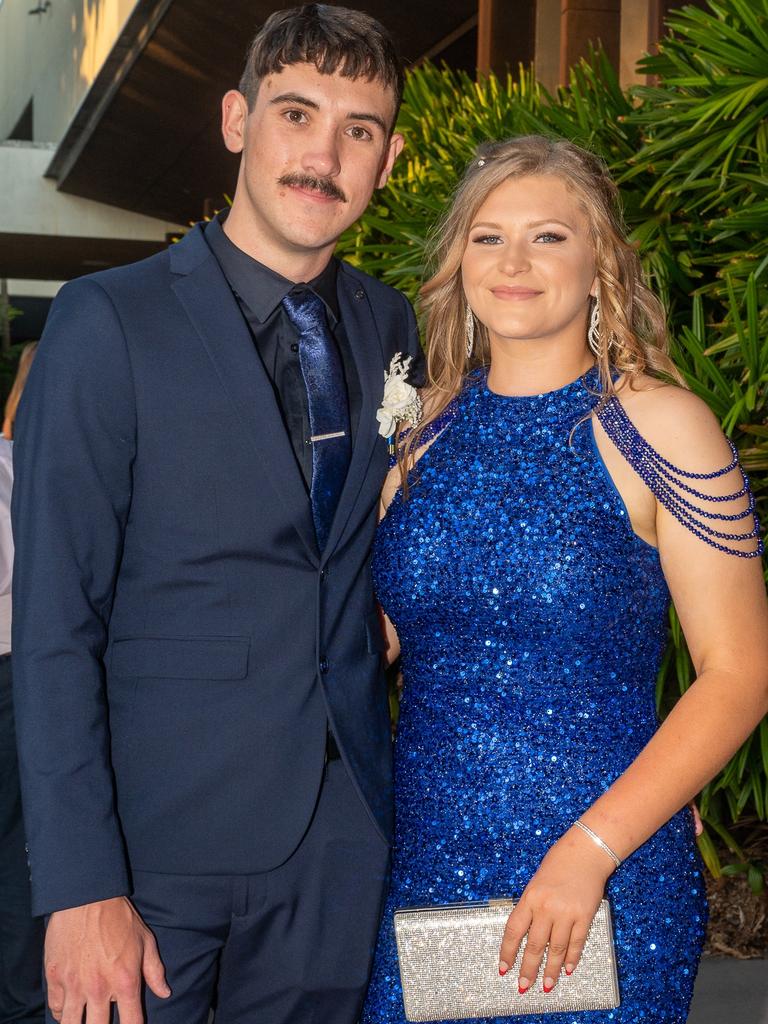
[393,898,620,1022]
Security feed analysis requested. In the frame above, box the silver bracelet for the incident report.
[573,820,622,869]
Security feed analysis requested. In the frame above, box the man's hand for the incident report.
[45,896,170,1024]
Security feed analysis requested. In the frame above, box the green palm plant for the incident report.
[628,0,768,883]
[338,0,768,886]
[659,283,768,886]
[626,0,768,313]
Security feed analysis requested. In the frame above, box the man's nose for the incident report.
[301,130,341,179]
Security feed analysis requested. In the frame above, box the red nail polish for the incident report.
[543,983,554,993]
[565,968,573,976]
[499,966,507,977]
[518,983,529,994]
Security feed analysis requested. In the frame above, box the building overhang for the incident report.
[1,231,174,281]
[45,0,477,226]
[0,142,182,280]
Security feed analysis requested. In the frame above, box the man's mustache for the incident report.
[278,173,347,203]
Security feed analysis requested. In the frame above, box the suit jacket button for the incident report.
[354,288,364,300]
[319,657,329,674]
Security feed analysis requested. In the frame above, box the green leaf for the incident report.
[696,829,722,877]
[748,864,765,894]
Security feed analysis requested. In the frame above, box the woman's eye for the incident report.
[472,234,503,245]
[347,125,373,141]
[534,232,567,243]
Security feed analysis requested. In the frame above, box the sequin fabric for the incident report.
[362,368,707,1024]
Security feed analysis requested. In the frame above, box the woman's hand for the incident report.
[498,826,615,994]
[690,802,703,836]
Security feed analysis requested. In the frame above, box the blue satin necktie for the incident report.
[281,290,352,551]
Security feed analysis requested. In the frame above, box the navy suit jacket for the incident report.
[11,224,421,916]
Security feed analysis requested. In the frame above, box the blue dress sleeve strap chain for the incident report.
[595,394,764,559]
[388,397,460,470]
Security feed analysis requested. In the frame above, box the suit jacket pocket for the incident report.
[365,611,387,656]
[110,636,250,680]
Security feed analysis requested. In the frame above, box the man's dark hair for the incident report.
[239,4,405,128]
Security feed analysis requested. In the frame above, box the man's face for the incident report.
[222,62,403,260]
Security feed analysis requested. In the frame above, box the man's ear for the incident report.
[376,132,405,189]
[221,90,249,154]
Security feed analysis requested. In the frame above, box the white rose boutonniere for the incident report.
[376,354,423,452]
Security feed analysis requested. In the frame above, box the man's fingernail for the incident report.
[565,964,574,976]
[543,977,554,992]
[498,961,509,976]
[518,977,530,994]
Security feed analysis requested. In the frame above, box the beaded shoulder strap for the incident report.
[595,396,763,559]
[388,396,459,470]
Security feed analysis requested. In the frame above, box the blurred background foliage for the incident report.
[336,0,768,887]
[0,301,24,403]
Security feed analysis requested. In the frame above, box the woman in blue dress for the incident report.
[362,135,768,1024]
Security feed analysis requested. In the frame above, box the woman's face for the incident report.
[461,174,598,354]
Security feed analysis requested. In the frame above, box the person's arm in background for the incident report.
[0,439,14,601]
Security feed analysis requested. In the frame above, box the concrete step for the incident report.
[688,958,768,1024]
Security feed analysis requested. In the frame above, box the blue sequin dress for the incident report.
[362,368,707,1024]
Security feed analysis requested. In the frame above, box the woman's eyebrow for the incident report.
[468,219,575,231]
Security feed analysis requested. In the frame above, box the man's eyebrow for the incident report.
[347,111,388,133]
[269,92,320,109]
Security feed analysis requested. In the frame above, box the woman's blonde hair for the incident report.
[399,134,683,483]
[3,342,38,440]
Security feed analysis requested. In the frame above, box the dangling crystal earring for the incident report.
[465,304,475,360]
[588,293,602,359]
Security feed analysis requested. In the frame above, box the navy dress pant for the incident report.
[0,654,45,1024]
[44,757,389,1024]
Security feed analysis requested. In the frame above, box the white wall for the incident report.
[0,142,182,237]
[8,279,64,298]
[0,0,139,143]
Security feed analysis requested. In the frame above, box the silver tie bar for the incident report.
[308,431,347,443]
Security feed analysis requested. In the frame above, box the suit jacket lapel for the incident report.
[170,227,318,562]
[321,269,385,561]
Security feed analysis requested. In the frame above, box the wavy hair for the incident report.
[399,135,683,489]
[3,341,37,440]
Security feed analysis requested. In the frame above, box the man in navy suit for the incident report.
[11,6,422,1022]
